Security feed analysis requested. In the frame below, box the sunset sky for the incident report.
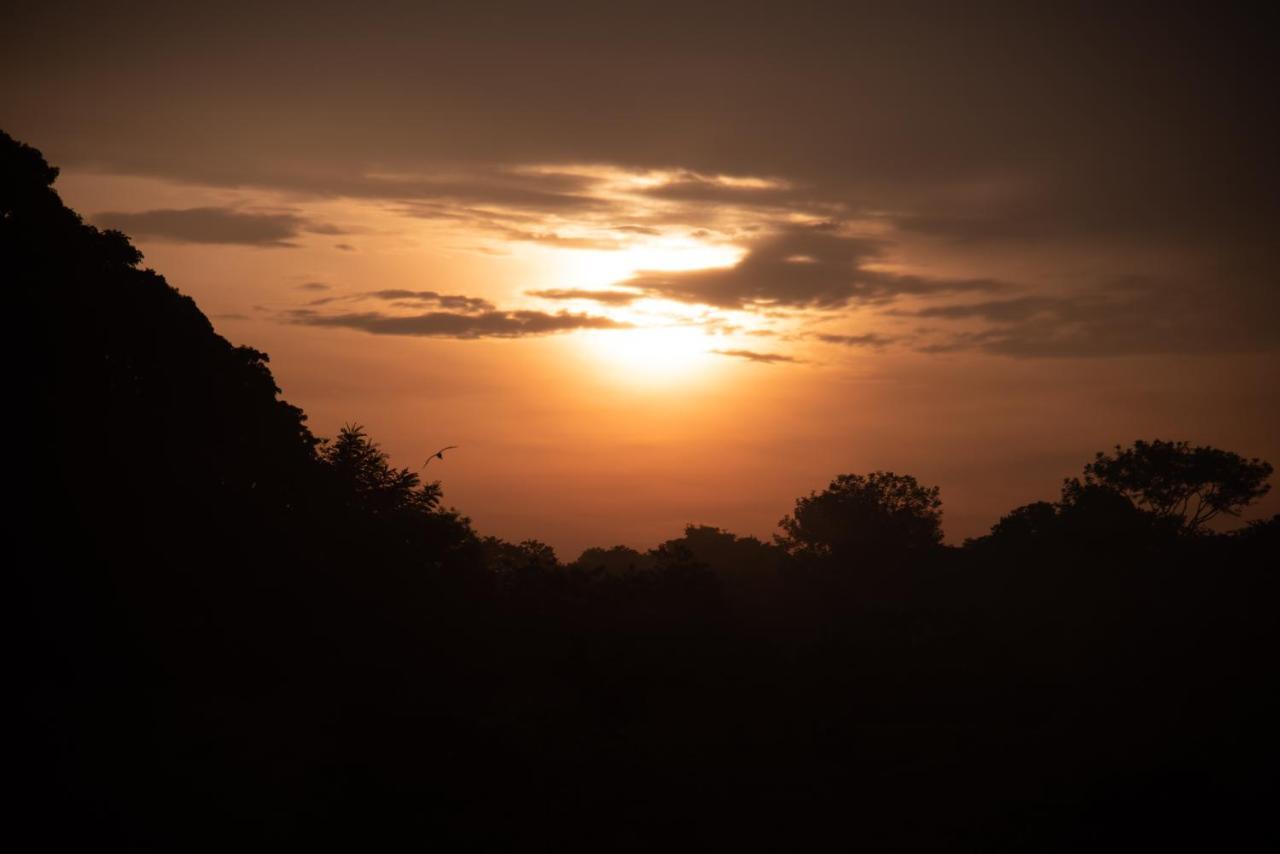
[4,3,1276,556]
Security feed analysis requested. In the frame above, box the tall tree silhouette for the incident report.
[324,423,442,515]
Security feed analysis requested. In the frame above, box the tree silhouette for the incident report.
[483,536,561,575]
[571,545,655,575]
[1079,439,1272,533]
[323,423,442,515]
[986,500,1060,542]
[776,471,943,562]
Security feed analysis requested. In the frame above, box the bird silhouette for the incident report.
[423,446,458,468]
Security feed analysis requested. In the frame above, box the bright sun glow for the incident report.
[551,237,743,290]
[581,324,720,386]
[515,230,763,385]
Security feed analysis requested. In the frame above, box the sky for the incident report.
[4,2,1277,557]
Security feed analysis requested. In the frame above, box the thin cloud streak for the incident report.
[287,309,631,339]
[712,348,801,364]
[910,279,1280,358]
[527,288,644,305]
[94,206,331,247]
[815,332,893,348]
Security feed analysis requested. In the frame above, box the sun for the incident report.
[580,323,719,385]
[518,230,758,385]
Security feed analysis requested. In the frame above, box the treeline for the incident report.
[9,128,1277,852]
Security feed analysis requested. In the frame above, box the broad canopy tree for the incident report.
[1078,440,1272,533]
[777,471,944,563]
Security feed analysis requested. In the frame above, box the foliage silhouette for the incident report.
[1079,439,1273,533]
[777,471,943,565]
[9,126,1278,853]
[570,544,656,575]
[324,422,444,514]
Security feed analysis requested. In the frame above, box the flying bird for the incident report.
[423,446,458,468]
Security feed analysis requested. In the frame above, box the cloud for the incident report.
[814,332,892,348]
[297,281,332,291]
[499,229,624,250]
[94,206,327,247]
[287,309,630,339]
[527,288,643,305]
[19,7,1273,268]
[304,289,497,312]
[346,170,608,214]
[906,296,1060,322]
[891,211,1053,244]
[393,200,633,249]
[641,176,804,208]
[364,290,496,312]
[14,7,1273,368]
[912,278,1280,358]
[621,223,1004,309]
[301,222,348,236]
[711,348,801,364]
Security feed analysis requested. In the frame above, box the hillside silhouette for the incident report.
[9,128,1277,852]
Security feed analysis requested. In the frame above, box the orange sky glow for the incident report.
[7,4,1276,557]
[45,167,1276,557]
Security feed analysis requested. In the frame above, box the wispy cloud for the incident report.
[94,206,337,247]
[304,290,497,312]
[814,332,893,348]
[711,348,801,364]
[287,309,630,339]
[527,288,643,305]
[364,290,496,312]
[621,223,1005,309]
[911,278,1280,358]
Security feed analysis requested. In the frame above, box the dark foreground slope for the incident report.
[10,129,1278,852]
[9,130,492,849]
